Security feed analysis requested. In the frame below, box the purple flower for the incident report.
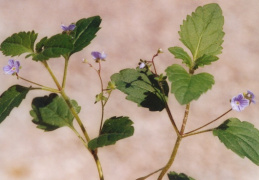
[3,59,20,75]
[139,62,146,69]
[61,24,76,31]
[245,90,256,104]
[231,93,249,112]
[91,51,107,62]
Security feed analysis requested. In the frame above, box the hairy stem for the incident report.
[158,103,190,179]
[180,103,190,135]
[16,74,59,93]
[158,136,182,180]
[62,57,69,89]
[98,62,105,135]
[183,128,213,138]
[184,108,232,135]
[92,151,104,180]
[136,167,164,180]
[42,61,62,91]
[158,80,179,136]
[43,60,104,180]
[165,102,180,136]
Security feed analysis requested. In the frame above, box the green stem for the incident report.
[183,128,213,138]
[158,136,182,180]
[180,103,190,135]
[70,125,88,146]
[136,167,164,180]
[60,89,91,142]
[30,87,60,93]
[42,61,62,91]
[71,126,104,180]
[184,108,232,135]
[62,57,69,89]
[17,74,59,93]
[92,151,104,180]
[165,102,180,136]
[158,81,179,136]
[96,62,105,135]
[158,103,190,179]
[43,60,104,180]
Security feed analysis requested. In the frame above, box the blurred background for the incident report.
[0,0,258,180]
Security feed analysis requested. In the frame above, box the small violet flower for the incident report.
[3,59,21,75]
[231,93,250,112]
[61,24,76,31]
[91,51,107,62]
[139,62,146,69]
[245,90,256,104]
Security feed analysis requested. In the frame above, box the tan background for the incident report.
[0,0,259,180]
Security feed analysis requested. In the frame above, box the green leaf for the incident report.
[213,118,259,166]
[168,46,192,67]
[0,85,30,124]
[179,3,224,60]
[71,16,102,55]
[166,64,214,105]
[111,68,169,111]
[88,116,134,150]
[193,54,219,69]
[30,93,80,131]
[168,171,195,180]
[43,34,73,57]
[35,36,48,53]
[31,34,73,61]
[0,31,38,57]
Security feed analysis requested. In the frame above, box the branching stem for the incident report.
[158,103,190,179]
[184,108,232,135]
[43,60,104,180]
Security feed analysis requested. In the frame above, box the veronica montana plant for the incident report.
[0,3,257,180]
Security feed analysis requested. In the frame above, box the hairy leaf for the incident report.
[179,3,224,60]
[0,31,38,57]
[30,34,73,61]
[71,16,101,55]
[35,36,48,53]
[193,54,219,69]
[30,93,80,131]
[166,64,214,105]
[213,118,259,165]
[168,46,192,67]
[88,116,134,150]
[168,171,195,180]
[0,85,30,124]
[111,68,169,111]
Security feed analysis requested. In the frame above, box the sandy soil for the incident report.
[0,0,259,180]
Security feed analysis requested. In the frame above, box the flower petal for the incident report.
[8,59,15,66]
[68,24,76,31]
[91,51,101,60]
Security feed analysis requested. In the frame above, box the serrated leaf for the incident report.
[71,16,101,55]
[179,3,224,60]
[0,85,30,124]
[0,31,38,57]
[213,118,259,165]
[111,68,169,111]
[168,46,192,67]
[30,93,80,131]
[166,64,214,105]
[168,172,195,180]
[43,34,73,58]
[88,116,134,150]
[31,34,73,61]
[193,54,219,69]
[35,36,48,53]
